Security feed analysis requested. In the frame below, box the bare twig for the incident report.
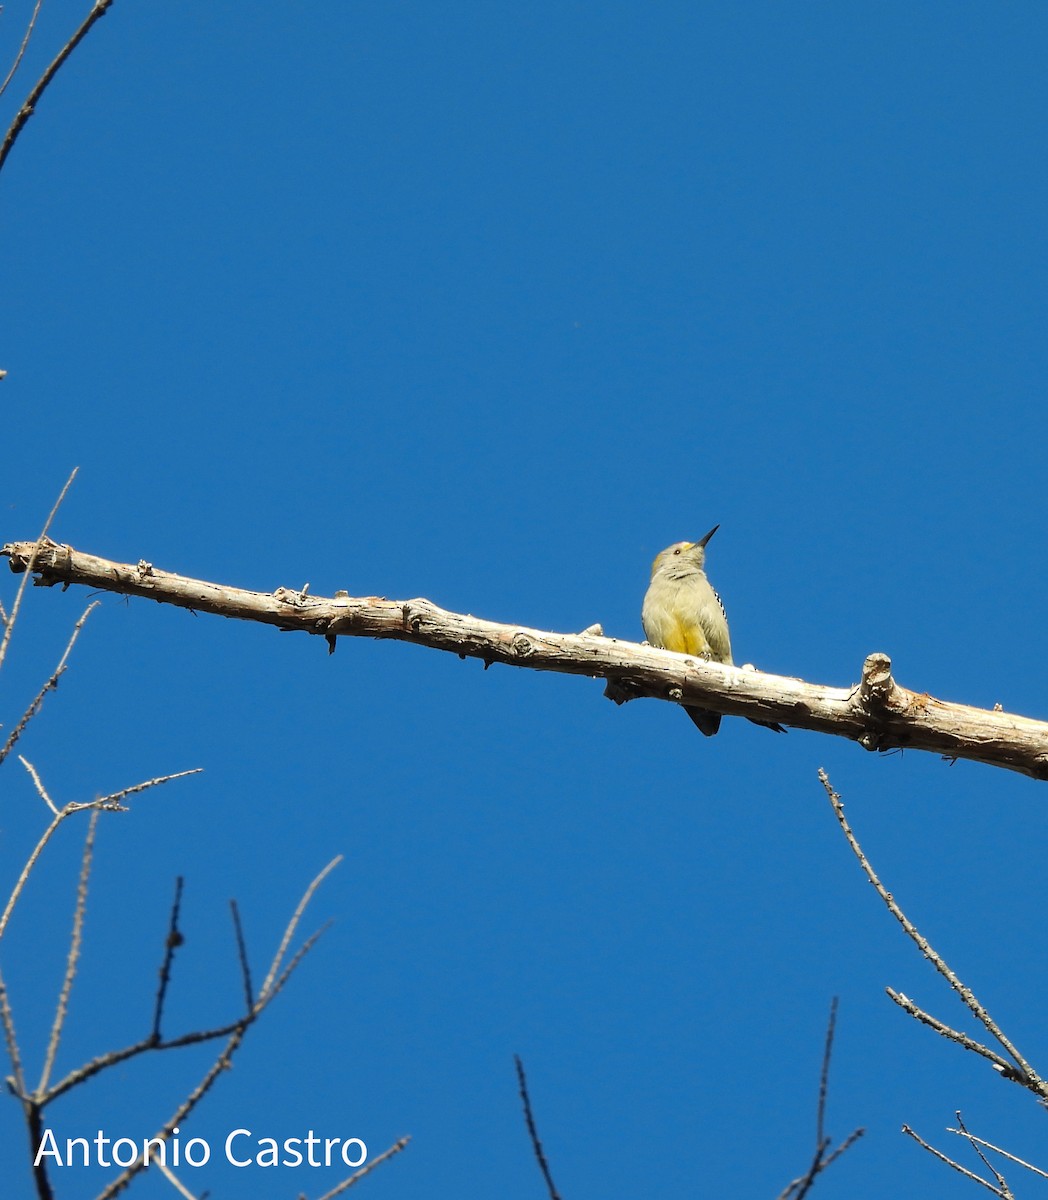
[0,766,201,945]
[2,801,80,945]
[0,5,114,176]
[945,1124,1048,1180]
[229,899,253,1012]
[816,996,837,1148]
[19,755,58,814]
[313,1136,412,1199]
[0,600,100,768]
[96,1025,250,1200]
[45,1012,286,1103]
[775,999,864,1200]
[93,860,340,1199]
[0,965,27,1099]
[38,809,99,1093]
[267,921,332,999]
[0,469,77,671]
[151,877,185,1043]
[885,989,1017,1077]
[43,918,330,1104]
[515,1055,562,1200]
[97,768,203,810]
[259,855,341,998]
[903,1125,1012,1197]
[955,1112,1011,1193]
[0,0,45,98]
[152,1159,200,1200]
[820,769,1048,1099]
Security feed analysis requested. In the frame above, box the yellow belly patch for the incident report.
[662,617,710,657]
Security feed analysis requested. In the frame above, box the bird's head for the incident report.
[649,525,719,579]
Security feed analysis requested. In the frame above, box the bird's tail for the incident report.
[683,708,787,736]
[747,718,787,734]
[683,706,721,737]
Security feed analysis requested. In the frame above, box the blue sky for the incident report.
[3,3,1048,1197]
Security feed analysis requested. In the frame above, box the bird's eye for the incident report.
[673,547,681,555]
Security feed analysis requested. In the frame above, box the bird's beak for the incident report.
[697,524,720,548]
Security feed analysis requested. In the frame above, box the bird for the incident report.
[641,526,785,736]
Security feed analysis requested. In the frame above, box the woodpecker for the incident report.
[641,526,784,736]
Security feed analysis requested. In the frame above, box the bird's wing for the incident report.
[688,578,730,663]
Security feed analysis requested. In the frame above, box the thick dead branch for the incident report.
[5,539,1048,779]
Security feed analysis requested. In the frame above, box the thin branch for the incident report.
[816,996,837,1148]
[268,921,332,998]
[45,1014,271,1104]
[945,1125,1048,1180]
[93,862,338,1200]
[7,540,1048,777]
[44,917,329,1105]
[313,1136,412,1199]
[0,469,77,671]
[96,1021,251,1200]
[955,1112,1010,1193]
[1,805,65,945]
[514,1055,562,1200]
[778,1128,866,1200]
[775,1000,864,1200]
[902,1125,1012,1198]
[820,769,1048,1099]
[0,766,201,946]
[259,855,342,998]
[19,755,58,814]
[0,965,27,1099]
[152,1159,200,1200]
[814,1130,865,1176]
[0,4,113,176]
[97,768,203,810]
[151,877,185,1043]
[0,0,45,98]
[0,600,99,769]
[38,809,98,1093]
[885,989,1017,1076]
[229,899,253,1012]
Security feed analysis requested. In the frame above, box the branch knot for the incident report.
[510,632,535,658]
